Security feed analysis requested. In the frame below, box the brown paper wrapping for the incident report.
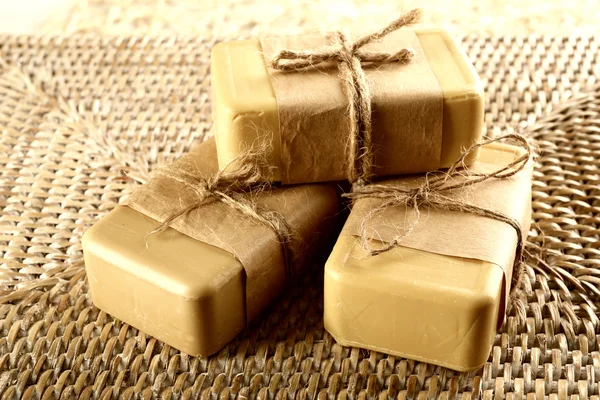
[260,30,444,184]
[124,138,341,321]
[343,155,533,327]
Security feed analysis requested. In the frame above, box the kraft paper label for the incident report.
[343,150,533,328]
[260,30,444,184]
[125,138,340,321]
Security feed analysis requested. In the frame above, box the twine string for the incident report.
[148,150,296,280]
[271,9,422,184]
[343,134,533,301]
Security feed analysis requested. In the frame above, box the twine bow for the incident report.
[149,149,296,280]
[344,134,533,299]
[271,9,422,184]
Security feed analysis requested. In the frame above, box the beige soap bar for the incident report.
[211,29,484,184]
[82,139,342,357]
[84,205,246,356]
[324,143,532,371]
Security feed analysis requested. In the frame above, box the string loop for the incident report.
[149,150,296,280]
[271,9,422,183]
[344,134,533,301]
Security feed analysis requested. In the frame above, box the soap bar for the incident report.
[323,143,532,371]
[211,29,484,184]
[82,138,342,357]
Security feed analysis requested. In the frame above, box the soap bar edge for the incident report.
[82,205,244,301]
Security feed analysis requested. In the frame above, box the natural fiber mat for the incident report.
[0,33,599,399]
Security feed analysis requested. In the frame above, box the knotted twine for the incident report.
[344,133,533,304]
[148,148,297,281]
[271,9,422,184]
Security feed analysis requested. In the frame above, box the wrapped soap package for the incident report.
[211,28,484,184]
[82,138,343,356]
[324,142,533,371]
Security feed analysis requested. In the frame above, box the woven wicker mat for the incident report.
[0,33,599,399]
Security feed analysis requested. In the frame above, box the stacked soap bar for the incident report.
[324,143,533,371]
[82,19,533,373]
[83,138,342,356]
[211,29,484,184]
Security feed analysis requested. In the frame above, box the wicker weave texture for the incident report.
[0,33,599,399]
